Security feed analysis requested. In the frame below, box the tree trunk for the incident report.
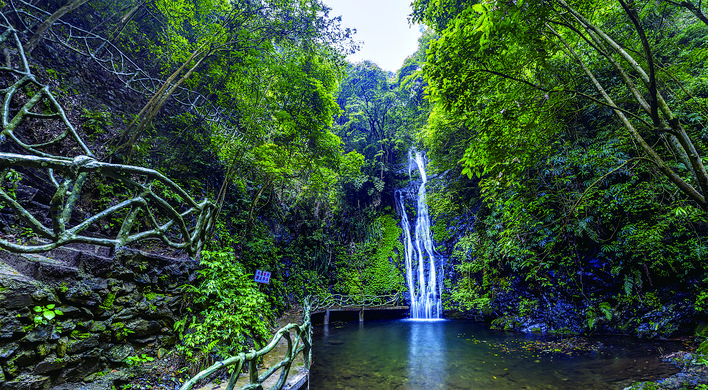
[114,42,212,160]
[25,0,92,54]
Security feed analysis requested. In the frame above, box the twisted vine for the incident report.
[0,14,215,257]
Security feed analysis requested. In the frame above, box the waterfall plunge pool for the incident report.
[309,319,683,389]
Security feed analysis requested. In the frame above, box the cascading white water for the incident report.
[395,150,443,319]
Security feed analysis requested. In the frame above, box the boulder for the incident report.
[0,342,19,358]
[126,320,161,337]
[67,334,100,354]
[64,283,100,307]
[104,344,133,363]
[0,374,51,390]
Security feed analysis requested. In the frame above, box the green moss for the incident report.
[111,322,134,341]
[643,292,661,310]
[364,215,406,295]
[518,298,539,317]
[143,287,158,301]
[70,330,92,340]
[80,107,113,138]
[99,293,116,310]
[45,68,59,79]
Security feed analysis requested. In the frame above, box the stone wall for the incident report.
[0,247,197,389]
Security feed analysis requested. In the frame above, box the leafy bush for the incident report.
[178,250,274,360]
[32,304,63,325]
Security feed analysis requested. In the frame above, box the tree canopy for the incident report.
[4,0,708,369]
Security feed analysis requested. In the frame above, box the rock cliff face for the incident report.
[0,246,196,389]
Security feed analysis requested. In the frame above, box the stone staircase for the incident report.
[0,243,114,285]
[0,238,197,390]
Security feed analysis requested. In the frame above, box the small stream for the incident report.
[309,319,682,389]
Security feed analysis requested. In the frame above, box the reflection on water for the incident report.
[407,319,446,388]
[309,320,682,390]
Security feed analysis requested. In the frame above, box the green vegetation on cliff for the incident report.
[4,0,708,365]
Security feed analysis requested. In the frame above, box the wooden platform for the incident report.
[312,306,410,324]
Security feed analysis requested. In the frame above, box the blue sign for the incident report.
[254,270,271,284]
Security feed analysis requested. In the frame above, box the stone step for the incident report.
[0,259,35,284]
[36,245,114,277]
[62,242,113,258]
[0,251,79,283]
[31,238,114,263]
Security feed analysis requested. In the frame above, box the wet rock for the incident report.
[64,358,101,380]
[57,306,81,316]
[31,289,59,304]
[0,374,51,390]
[34,355,79,374]
[2,288,34,310]
[111,266,134,280]
[165,296,182,309]
[133,335,156,344]
[0,317,25,339]
[0,342,19,358]
[65,283,101,307]
[82,347,102,359]
[521,323,547,333]
[134,274,151,284]
[635,302,692,339]
[144,303,172,319]
[67,334,100,354]
[80,307,95,319]
[56,319,76,335]
[107,278,122,291]
[127,319,161,337]
[10,349,36,367]
[161,334,177,346]
[105,344,133,363]
[114,295,136,307]
[84,278,108,291]
[88,321,107,333]
[112,307,138,322]
[56,337,68,357]
[25,325,53,343]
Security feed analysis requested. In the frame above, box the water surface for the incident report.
[310,319,682,390]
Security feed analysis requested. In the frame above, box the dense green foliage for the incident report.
[7,0,419,358]
[13,0,708,366]
[413,0,708,332]
[178,250,274,359]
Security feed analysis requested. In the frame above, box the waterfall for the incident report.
[395,150,443,319]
